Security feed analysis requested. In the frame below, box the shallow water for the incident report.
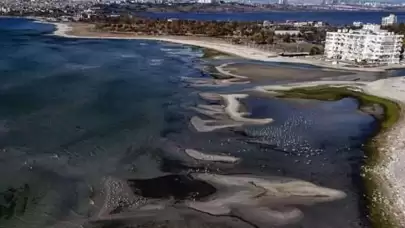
[0,18,377,228]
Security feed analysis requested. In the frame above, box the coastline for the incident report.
[362,79,405,227]
[255,79,405,227]
[50,22,405,73]
[47,20,405,227]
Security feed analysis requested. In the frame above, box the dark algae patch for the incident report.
[273,86,400,228]
[0,184,31,221]
[128,175,216,200]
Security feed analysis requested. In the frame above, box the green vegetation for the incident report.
[363,166,397,228]
[0,184,31,221]
[277,86,399,131]
[309,46,322,55]
[91,15,327,51]
[274,85,401,228]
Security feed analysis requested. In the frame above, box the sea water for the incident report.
[0,18,376,228]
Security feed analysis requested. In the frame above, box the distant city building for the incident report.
[278,0,287,5]
[321,0,338,5]
[381,14,397,26]
[314,21,324,27]
[293,21,311,27]
[324,24,403,65]
[197,0,214,3]
[274,30,300,36]
[0,7,10,13]
[287,21,324,27]
[262,20,273,27]
[352,21,363,27]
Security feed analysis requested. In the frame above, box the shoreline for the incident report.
[49,22,405,73]
[255,79,405,227]
[40,19,405,227]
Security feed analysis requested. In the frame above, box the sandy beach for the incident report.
[50,22,405,73]
[48,21,405,227]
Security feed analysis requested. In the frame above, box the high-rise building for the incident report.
[324,24,403,65]
[197,0,213,3]
[382,14,397,26]
[322,0,338,5]
[278,0,287,5]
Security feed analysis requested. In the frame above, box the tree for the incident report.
[252,32,265,44]
[282,34,291,43]
[309,46,322,55]
[232,37,242,44]
[266,36,274,44]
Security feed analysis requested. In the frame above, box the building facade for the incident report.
[382,14,397,26]
[278,0,287,5]
[324,24,403,65]
[352,21,363,27]
[197,0,214,3]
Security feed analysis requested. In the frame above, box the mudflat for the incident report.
[220,62,356,82]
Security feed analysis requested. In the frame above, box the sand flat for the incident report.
[219,63,354,82]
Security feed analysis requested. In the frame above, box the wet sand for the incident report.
[218,63,355,82]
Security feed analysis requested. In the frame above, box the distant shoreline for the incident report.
[47,21,405,73]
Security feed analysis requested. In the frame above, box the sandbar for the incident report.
[217,62,359,82]
[184,149,240,163]
[219,94,273,125]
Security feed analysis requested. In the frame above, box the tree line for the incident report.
[84,15,326,53]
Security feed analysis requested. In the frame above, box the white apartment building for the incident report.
[0,7,9,13]
[197,0,213,3]
[278,0,287,5]
[274,30,301,36]
[353,21,363,27]
[382,14,397,26]
[324,24,404,65]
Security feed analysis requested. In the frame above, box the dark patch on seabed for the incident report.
[0,18,378,228]
[128,175,216,200]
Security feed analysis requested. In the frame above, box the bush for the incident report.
[309,46,322,55]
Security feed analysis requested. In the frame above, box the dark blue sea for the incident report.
[0,17,378,228]
[142,11,405,25]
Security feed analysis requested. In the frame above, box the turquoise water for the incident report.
[0,18,376,228]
